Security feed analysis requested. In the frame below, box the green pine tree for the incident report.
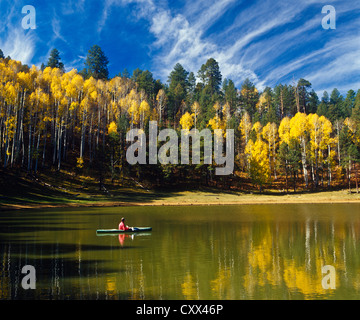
[84,45,109,80]
[47,48,65,71]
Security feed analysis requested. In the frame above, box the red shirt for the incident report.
[119,221,129,231]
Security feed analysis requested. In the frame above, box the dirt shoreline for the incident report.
[1,197,360,212]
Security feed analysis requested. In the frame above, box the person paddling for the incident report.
[119,217,132,231]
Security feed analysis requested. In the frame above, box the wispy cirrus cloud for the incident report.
[0,28,36,64]
[1,0,359,95]
[146,0,315,88]
[122,0,360,93]
[0,0,37,65]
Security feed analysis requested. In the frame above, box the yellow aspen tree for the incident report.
[307,113,333,187]
[139,100,150,129]
[262,122,278,179]
[208,114,226,133]
[238,111,252,169]
[3,82,18,167]
[245,135,270,192]
[239,112,252,145]
[36,90,50,171]
[252,122,262,140]
[290,112,309,187]
[108,121,118,135]
[278,116,291,145]
[256,92,270,116]
[128,99,140,128]
[325,137,337,186]
[81,76,98,162]
[191,101,200,129]
[213,101,221,118]
[15,71,32,166]
[150,107,158,122]
[179,112,194,131]
[344,117,358,139]
[222,102,231,129]
[156,89,166,127]
[3,82,18,166]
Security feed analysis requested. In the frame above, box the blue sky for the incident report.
[0,0,359,96]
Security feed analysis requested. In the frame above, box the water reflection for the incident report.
[1,204,360,299]
[118,234,130,246]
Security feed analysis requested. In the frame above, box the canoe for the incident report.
[96,227,152,234]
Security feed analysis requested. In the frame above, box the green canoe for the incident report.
[96,227,152,234]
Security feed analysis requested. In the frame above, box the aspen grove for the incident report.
[0,50,360,192]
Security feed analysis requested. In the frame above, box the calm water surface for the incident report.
[1,204,360,300]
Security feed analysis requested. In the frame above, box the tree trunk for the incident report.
[27,114,32,172]
[89,115,93,164]
[301,137,308,188]
[34,131,41,173]
[315,150,319,188]
[349,160,352,192]
[42,126,47,167]
[80,108,86,160]
[57,119,62,171]
[10,102,19,167]
[328,145,331,187]
[295,86,300,113]
[354,163,359,194]
[285,161,288,193]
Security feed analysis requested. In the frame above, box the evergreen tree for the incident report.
[198,58,222,96]
[46,48,65,71]
[307,90,319,114]
[167,63,189,123]
[274,84,295,118]
[187,72,196,105]
[339,125,359,191]
[328,88,344,121]
[354,89,360,109]
[239,78,259,118]
[168,63,189,92]
[317,91,329,117]
[317,101,328,118]
[321,91,330,103]
[122,68,130,78]
[132,68,155,100]
[223,78,237,114]
[343,89,356,118]
[0,49,4,59]
[296,78,312,113]
[84,45,109,80]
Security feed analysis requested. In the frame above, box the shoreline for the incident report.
[1,194,360,212]
[1,167,360,213]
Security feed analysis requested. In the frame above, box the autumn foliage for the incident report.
[0,54,360,193]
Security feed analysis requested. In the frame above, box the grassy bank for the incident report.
[1,168,360,211]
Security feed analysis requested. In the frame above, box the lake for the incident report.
[1,203,360,300]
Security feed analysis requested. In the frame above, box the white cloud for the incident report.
[146,0,321,89]
[0,28,36,65]
[0,0,37,65]
[97,0,156,33]
[51,14,68,44]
